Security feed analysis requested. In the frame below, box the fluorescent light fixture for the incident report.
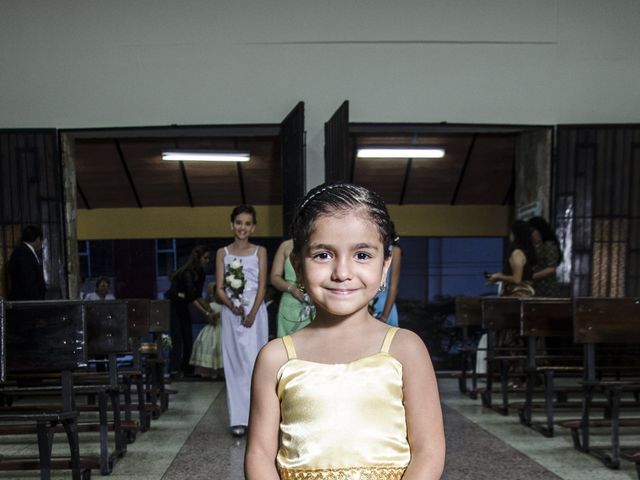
[357,147,445,159]
[162,150,250,162]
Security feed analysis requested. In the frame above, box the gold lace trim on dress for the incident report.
[277,465,406,480]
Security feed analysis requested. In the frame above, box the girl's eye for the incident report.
[355,252,372,261]
[312,251,332,261]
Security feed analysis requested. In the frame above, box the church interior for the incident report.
[1,1,640,479]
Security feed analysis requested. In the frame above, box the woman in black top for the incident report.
[167,245,215,377]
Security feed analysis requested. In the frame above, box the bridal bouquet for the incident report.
[224,257,246,313]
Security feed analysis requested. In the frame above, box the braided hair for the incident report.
[290,183,396,260]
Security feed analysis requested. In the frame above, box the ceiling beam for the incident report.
[398,158,412,205]
[178,161,195,208]
[175,139,195,207]
[450,135,477,205]
[77,181,91,210]
[114,139,143,208]
[235,138,247,204]
[503,160,515,205]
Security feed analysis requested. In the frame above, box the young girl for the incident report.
[215,205,268,437]
[245,184,445,479]
[189,282,224,380]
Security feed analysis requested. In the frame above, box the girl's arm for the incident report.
[393,330,445,479]
[243,246,268,327]
[270,240,305,303]
[379,246,402,322]
[488,249,526,285]
[245,340,284,480]
[215,249,242,315]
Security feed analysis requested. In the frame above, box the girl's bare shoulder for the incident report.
[256,337,289,373]
[389,328,430,364]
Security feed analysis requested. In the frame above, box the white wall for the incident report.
[1,0,639,188]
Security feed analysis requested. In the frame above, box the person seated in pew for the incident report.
[527,216,563,298]
[84,276,116,300]
[83,276,117,372]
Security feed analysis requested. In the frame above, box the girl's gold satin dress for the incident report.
[276,327,410,479]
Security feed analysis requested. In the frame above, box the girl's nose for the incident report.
[331,257,352,282]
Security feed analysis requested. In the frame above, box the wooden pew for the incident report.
[0,299,92,479]
[1,300,134,474]
[561,298,640,470]
[122,298,154,432]
[480,296,526,414]
[517,297,582,436]
[144,300,173,415]
[454,296,484,399]
[83,300,130,472]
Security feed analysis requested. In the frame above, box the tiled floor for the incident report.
[439,378,639,480]
[1,378,639,479]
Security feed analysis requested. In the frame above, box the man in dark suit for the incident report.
[7,225,46,301]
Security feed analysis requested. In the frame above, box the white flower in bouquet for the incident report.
[224,257,247,315]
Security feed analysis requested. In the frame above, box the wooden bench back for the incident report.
[574,297,640,344]
[84,300,130,355]
[481,297,521,330]
[455,296,483,327]
[6,300,87,373]
[0,298,5,383]
[149,300,170,333]
[126,299,150,339]
[521,298,573,337]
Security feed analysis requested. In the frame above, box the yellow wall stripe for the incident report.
[77,205,512,240]
[77,206,283,240]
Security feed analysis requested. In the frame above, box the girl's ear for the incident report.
[380,255,392,286]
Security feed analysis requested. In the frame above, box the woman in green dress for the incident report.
[270,239,314,337]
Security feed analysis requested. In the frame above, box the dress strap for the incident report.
[224,246,229,255]
[380,327,399,354]
[282,336,297,360]
[254,246,260,256]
